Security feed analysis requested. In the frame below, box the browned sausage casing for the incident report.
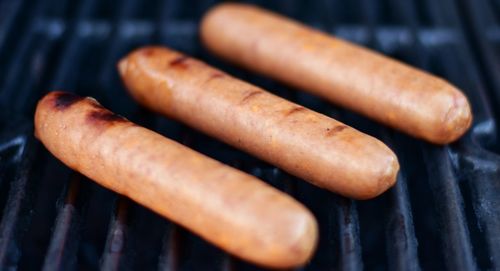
[118,47,399,199]
[34,91,318,269]
[200,3,473,144]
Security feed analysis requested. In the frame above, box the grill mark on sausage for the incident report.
[87,109,128,126]
[444,94,462,125]
[206,72,226,82]
[53,92,83,110]
[169,55,189,69]
[141,47,156,56]
[240,90,263,105]
[284,106,306,117]
[326,125,347,137]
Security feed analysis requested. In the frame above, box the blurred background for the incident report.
[0,0,499,270]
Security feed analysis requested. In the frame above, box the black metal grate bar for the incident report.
[0,0,25,58]
[0,133,35,269]
[336,198,363,271]
[100,197,129,270]
[41,174,81,271]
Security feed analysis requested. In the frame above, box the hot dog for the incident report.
[118,46,399,199]
[34,91,318,269]
[200,3,473,144]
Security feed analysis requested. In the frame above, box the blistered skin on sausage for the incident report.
[118,47,399,199]
[35,91,318,269]
[200,3,473,144]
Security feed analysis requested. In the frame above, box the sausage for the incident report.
[200,3,473,144]
[118,46,399,199]
[34,91,318,269]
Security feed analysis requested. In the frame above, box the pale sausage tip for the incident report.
[292,211,319,267]
[357,149,399,200]
[379,152,400,192]
[117,58,128,77]
[201,3,256,45]
[271,209,318,269]
[438,91,472,144]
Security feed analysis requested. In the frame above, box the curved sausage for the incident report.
[34,91,318,269]
[200,3,473,144]
[118,46,399,199]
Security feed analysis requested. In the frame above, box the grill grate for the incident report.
[0,0,499,270]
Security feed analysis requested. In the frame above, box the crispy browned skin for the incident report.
[35,91,318,269]
[118,46,399,199]
[200,3,473,144]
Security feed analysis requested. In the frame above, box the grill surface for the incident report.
[0,0,499,270]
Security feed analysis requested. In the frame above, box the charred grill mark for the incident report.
[326,125,348,137]
[206,72,226,82]
[87,109,128,125]
[240,90,263,105]
[169,55,189,69]
[89,102,104,110]
[53,92,83,110]
[284,106,306,117]
[141,47,155,56]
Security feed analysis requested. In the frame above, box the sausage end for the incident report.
[356,148,400,200]
[376,152,400,195]
[436,91,472,144]
[35,91,82,138]
[268,209,318,269]
[117,58,128,78]
[290,210,318,267]
[200,3,254,52]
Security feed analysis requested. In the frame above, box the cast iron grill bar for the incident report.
[48,0,98,91]
[220,254,233,271]
[41,174,81,271]
[0,134,34,269]
[156,0,180,48]
[9,37,54,114]
[0,0,24,59]
[100,197,129,270]
[458,142,500,270]
[385,172,420,271]
[437,44,500,269]
[96,0,138,100]
[336,198,362,271]
[427,0,500,269]
[441,49,500,269]
[414,33,477,271]
[423,0,497,147]
[428,0,496,130]
[391,1,482,269]
[157,225,181,271]
[0,0,51,110]
[435,18,500,267]
[442,41,497,147]
[458,0,500,120]
[422,144,477,271]
[441,0,498,146]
